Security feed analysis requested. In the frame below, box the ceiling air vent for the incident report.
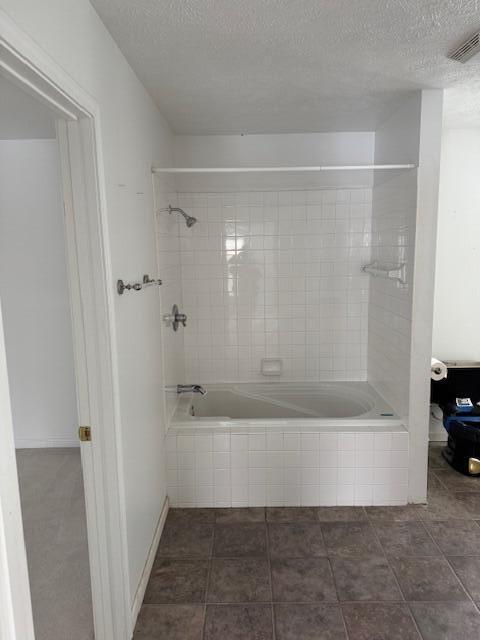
[449,31,480,63]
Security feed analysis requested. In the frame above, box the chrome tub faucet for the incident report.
[177,384,207,396]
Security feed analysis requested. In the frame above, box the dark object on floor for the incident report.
[442,403,480,476]
[442,424,480,476]
[431,364,480,477]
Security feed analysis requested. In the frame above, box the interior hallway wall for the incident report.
[0,139,78,448]
[0,0,174,609]
[433,128,480,362]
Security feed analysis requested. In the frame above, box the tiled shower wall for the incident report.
[175,189,372,383]
[368,171,417,419]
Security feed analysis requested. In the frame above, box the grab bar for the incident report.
[117,274,162,295]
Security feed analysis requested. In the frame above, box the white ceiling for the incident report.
[91,0,480,134]
[0,76,56,139]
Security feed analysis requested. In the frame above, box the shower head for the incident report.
[162,205,197,228]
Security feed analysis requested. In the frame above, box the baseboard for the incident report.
[131,495,169,630]
[15,437,79,449]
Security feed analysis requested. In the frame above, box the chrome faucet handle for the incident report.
[163,304,187,331]
[175,312,187,327]
[177,384,207,396]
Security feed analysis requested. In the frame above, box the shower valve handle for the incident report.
[175,312,187,327]
[163,304,187,331]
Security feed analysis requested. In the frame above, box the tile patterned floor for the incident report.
[134,443,480,639]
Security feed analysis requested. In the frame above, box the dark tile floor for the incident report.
[134,443,480,639]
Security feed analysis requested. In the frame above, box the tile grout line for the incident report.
[201,523,215,639]
[367,518,408,608]
[365,510,421,638]
[264,516,277,640]
[316,514,352,640]
[371,473,434,640]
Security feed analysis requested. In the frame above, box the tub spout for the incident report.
[177,384,207,396]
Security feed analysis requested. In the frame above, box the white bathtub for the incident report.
[171,382,402,428]
[166,382,409,509]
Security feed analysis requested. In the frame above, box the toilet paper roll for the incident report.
[431,357,448,381]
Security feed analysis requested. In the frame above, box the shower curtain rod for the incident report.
[151,164,416,174]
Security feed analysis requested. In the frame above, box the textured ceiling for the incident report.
[91,0,480,133]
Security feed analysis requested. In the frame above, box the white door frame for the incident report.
[0,10,131,640]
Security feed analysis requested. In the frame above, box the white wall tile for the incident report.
[231,451,248,468]
[177,468,195,485]
[232,485,249,504]
[213,433,230,451]
[248,433,266,450]
[195,434,213,452]
[249,451,267,468]
[231,434,248,450]
[301,433,319,450]
[302,467,319,484]
[338,433,355,451]
[355,450,374,468]
[320,433,338,450]
[267,432,284,450]
[338,451,355,467]
[267,485,284,505]
[177,434,195,452]
[178,189,371,382]
[319,450,337,468]
[214,451,230,468]
[167,427,408,508]
[318,485,337,505]
[284,433,301,451]
[368,171,416,420]
[177,452,195,468]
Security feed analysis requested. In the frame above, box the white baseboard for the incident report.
[131,495,169,631]
[15,437,79,449]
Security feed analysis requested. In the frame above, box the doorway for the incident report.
[0,24,131,639]
[0,84,93,638]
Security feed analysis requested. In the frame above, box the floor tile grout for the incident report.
[264,518,276,640]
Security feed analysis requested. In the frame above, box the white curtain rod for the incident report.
[151,164,416,174]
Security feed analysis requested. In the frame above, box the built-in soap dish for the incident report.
[261,358,283,376]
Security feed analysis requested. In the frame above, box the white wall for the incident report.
[0,140,78,448]
[407,90,443,501]
[0,0,174,608]
[174,132,375,192]
[433,128,480,361]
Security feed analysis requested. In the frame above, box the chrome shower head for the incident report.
[162,205,198,228]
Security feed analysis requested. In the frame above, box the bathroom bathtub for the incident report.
[171,382,402,429]
[166,382,409,509]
